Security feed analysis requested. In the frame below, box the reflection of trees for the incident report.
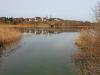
[3,41,21,57]
[0,41,21,64]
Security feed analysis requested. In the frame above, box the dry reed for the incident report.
[73,24,100,75]
[0,28,21,46]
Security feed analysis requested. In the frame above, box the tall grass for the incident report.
[73,24,100,75]
[75,24,100,49]
[0,28,21,47]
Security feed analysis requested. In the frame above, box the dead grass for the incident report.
[73,24,100,75]
[75,25,100,49]
[0,28,21,46]
[0,24,33,28]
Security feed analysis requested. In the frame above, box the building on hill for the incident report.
[35,17,42,21]
[0,17,7,22]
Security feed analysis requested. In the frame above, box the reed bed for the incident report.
[72,49,100,75]
[75,25,100,49]
[73,24,100,75]
[0,28,21,47]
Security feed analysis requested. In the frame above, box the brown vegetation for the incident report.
[0,24,33,28]
[0,28,21,47]
[72,22,100,75]
[75,24,100,50]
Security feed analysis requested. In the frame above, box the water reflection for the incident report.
[15,28,79,34]
[33,30,61,35]
[0,31,78,75]
[0,29,74,59]
[0,42,21,68]
[0,41,21,57]
[22,30,63,37]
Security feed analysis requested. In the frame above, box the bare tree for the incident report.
[94,1,100,22]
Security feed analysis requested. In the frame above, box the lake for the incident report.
[0,32,79,75]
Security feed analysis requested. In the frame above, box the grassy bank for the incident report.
[0,24,33,28]
[0,21,92,29]
[75,24,100,49]
[0,28,21,47]
[73,24,100,75]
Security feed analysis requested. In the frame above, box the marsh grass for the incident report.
[75,24,100,49]
[0,28,21,47]
[73,24,100,75]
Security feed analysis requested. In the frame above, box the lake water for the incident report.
[0,32,79,75]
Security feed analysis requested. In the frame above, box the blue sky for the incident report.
[0,0,99,21]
